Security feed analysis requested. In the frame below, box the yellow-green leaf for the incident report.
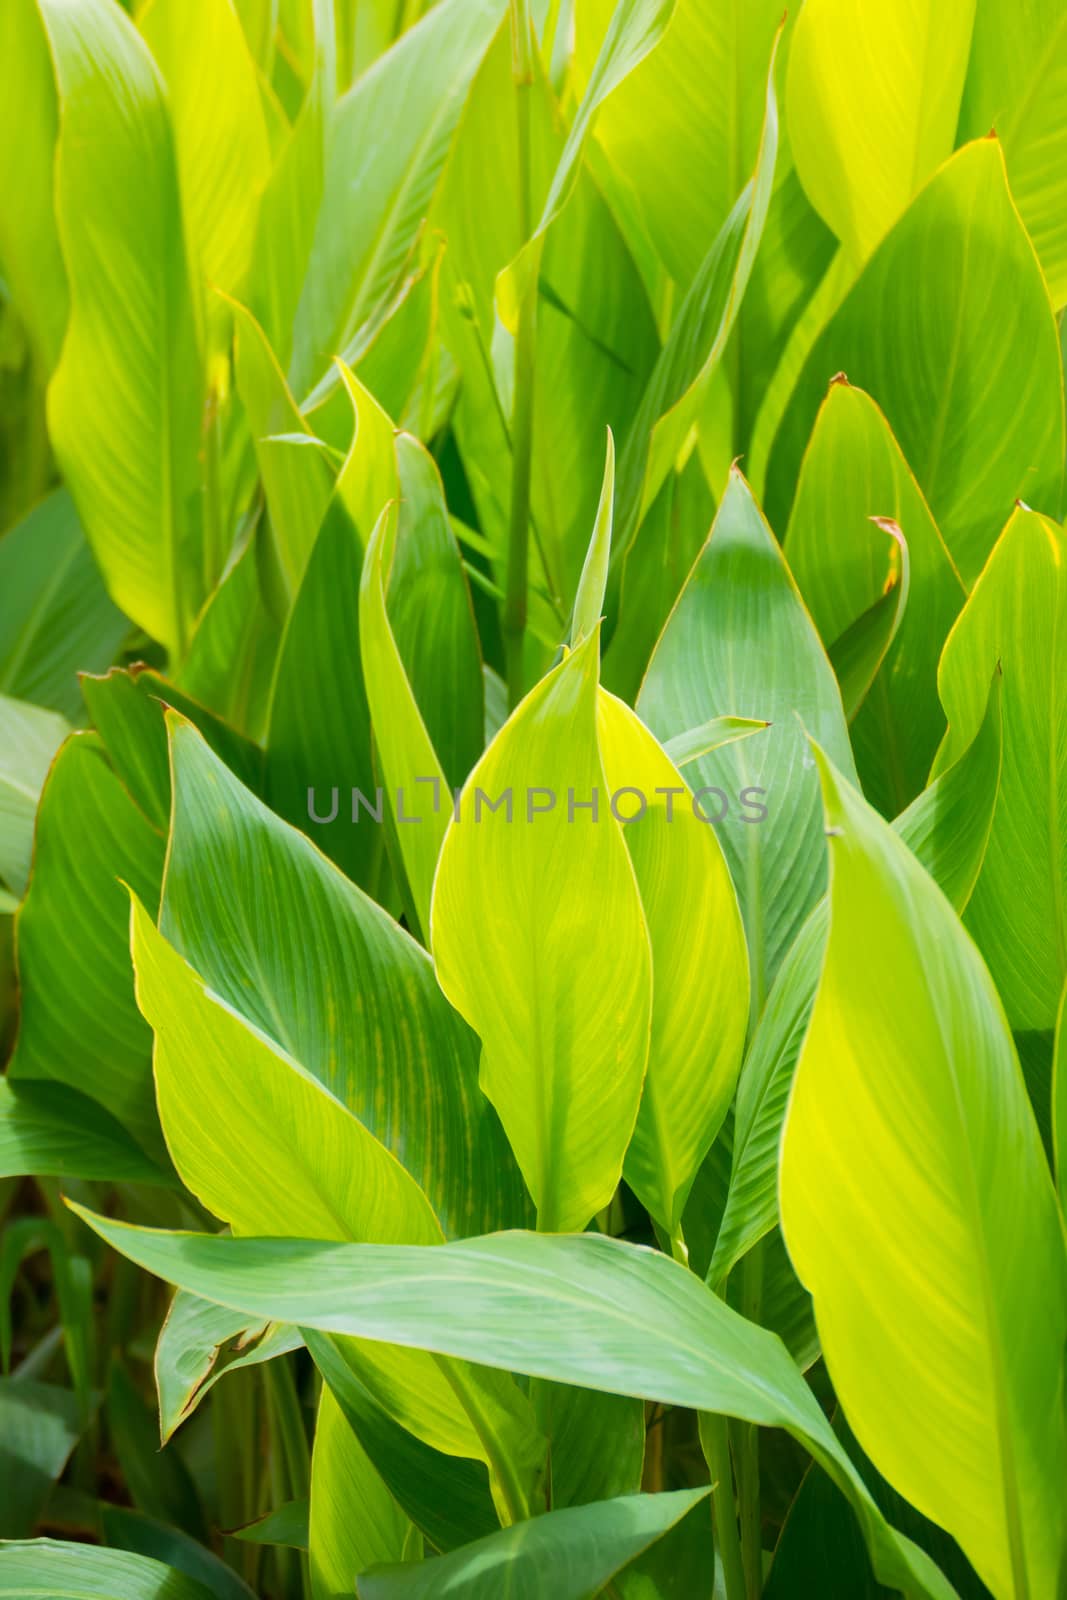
[781,747,1067,1599]
[431,633,652,1232]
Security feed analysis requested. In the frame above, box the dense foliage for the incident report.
[1,1,1065,1596]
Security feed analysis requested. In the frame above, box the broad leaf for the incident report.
[431,633,652,1233]
[785,380,964,814]
[786,0,974,261]
[289,0,505,400]
[357,1488,708,1600]
[0,491,126,721]
[311,1387,412,1600]
[70,1213,960,1600]
[0,1542,218,1600]
[161,716,527,1237]
[0,696,70,897]
[638,469,855,1012]
[709,675,1004,1287]
[780,748,1067,1598]
[959,0,1067,306]
[767,140,1064,586]
[8,734,165,1155]
[935,507,1067,1030]
[596,691,749,1235]
[0,1082,170,1187]
[40,0,205,657]
[613,38,780,557]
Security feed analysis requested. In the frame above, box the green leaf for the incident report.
[638,468,855,1013]
[0,696,70,897]
[661,715,770,772]
[139,0,272,306]
[596,691,749,1235]
[106,1363,206,1542]
[786,0,974,262]
[311,1387,412,1600]
[709,673,1005,1288]
[358,506,446,940]
[935,507,1067,1029]
[289,0,505,400]
[160,715,527,1238]
[570,429,615,645]
[0,492,126,722]
[388,434,484,791]
[0,0,67,372]
[780,747,1067,1598]
[959,1,1067,306]
[0,1380,80,1538]
[231,297,335,610]
[0,1541,219,1600]
[233,1500,310,1550]
[1055,981,1067,1208]
[8,734,165,1155]
[40,0,205,657]
[68,1213,960,1600]
[767,140,1064,587]
[585,0,786,294]
[155,1291,300,1444]
[826,519,910,724]
[0,1082,170,1188]
[305,1331,500,1554]
[356,1488,708,1600]
[130,897,442,1248]
[613,34,780,557]
[431,633,652,1232]
[82,667,262,835]
[497,0,678,329]
[99,1507,258,1600]
[785,380,965,814]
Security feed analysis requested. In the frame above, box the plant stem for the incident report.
[699,1412,747,1600]
[504,0,536,709]
[733,1244,765,1597]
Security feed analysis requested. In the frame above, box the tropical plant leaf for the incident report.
[0,1379,81,1538]
[767,140,1064,586]
[935,507,1067,1030]
[959,0,1067,307]
[780,746,1067,1598]
[289,0,506,401]
[160,716,528,1237]
[0,1541,219,1600]
[786,0,974,262]
[8,734,165,1155]
[638,468,855,1013]
[785,380,964,814]
[356,1488,708,1600]
[613,36,780,558]
[39,0,205,657]
[68,1212,961,1600]
[155,1291,300,1444]
[0,491,126,721]
[0,0,67,372]
[311,1386,412,1600]
[0,696,70,897]
[431,632,652,1232]
[596,690,749,1236]
[709,672,1004,1289]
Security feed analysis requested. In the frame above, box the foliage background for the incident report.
[1,1,1065,1597]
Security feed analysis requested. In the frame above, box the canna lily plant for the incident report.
[0,0,1065,1597]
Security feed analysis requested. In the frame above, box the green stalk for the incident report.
[676,1229,743,1600]
[732,1243,765,1597]
[504,0,537,709]
[264,1357,311,1599]
[698,1412,747,1600]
